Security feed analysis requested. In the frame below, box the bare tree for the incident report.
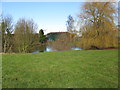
[66,15,80,46]
[66,15,75,32]
[14,18,38,53]
[0,15,13,53]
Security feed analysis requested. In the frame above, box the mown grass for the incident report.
[2,50,118,88]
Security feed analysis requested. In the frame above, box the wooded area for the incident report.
[0,2,119,53]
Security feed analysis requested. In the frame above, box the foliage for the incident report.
[2,50,118,88]
[66,15,75,32]
[14,18,38,53]
[0,15,14,53]
[66,15,81,47]
[79,2,118,49]
[47,32,60,41]
[39,29,46,43]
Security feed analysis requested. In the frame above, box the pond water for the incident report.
[32,46,82,53]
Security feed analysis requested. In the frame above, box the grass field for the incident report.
[2,50,118,88]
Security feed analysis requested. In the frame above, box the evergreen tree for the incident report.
[39,29,46,43]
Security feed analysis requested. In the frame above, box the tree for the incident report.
[14,18,38,53]
[79,2,118,49]
[66,15,80,46]
[66,15,75,32]
[0,15,2,52]
[0,15,14,53]
[39,29,46,43]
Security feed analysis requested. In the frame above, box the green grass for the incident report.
[2,50,118,88]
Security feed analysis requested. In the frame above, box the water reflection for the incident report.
[71,47,82,50]
[32,45,82,53]
[44,46,56,52]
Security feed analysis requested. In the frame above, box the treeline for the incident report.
[51,2,118,51]
[65,2,118,50]
[0,16,47,53]
[0,2,119,53]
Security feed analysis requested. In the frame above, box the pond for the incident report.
[32,46,83,53]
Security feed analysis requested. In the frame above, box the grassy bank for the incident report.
[2,50,118,88]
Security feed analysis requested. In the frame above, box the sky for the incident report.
[2,2,83,34]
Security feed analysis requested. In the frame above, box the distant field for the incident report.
[2,50,118,88]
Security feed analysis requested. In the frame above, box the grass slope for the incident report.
[2,50,118,88]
